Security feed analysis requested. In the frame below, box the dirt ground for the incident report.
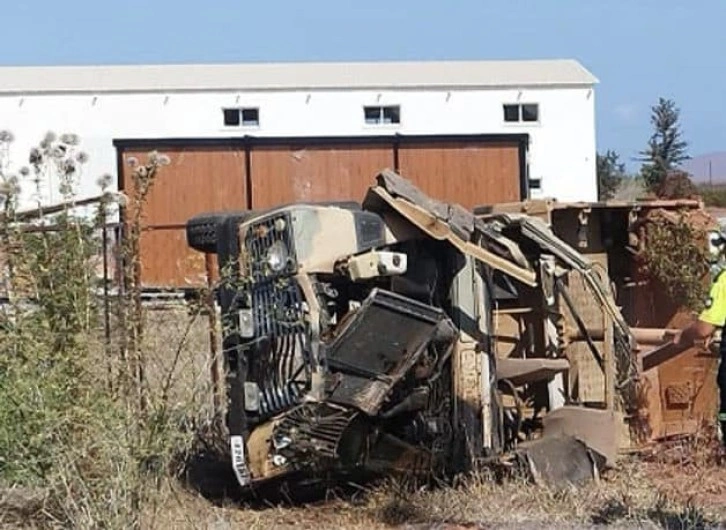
[152,464,726,529]
[139,437,726,530]
[5,455,726,530]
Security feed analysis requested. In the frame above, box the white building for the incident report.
[0,59,598,210]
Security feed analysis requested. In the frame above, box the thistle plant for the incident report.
[119,151,170,413]
[0,133,209,529]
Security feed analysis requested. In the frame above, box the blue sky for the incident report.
[3,0,724,171]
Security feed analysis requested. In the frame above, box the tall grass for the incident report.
[0,132,218,529]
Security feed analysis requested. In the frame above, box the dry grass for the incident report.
[141,454,726,529]
[4,303,726,529]
[139,302,220,417]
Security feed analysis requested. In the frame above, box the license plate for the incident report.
[230,435,251,486]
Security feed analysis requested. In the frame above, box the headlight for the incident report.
[265,240,289,273]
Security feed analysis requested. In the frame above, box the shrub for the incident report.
[655,170,698,200]
[0,132,213,529]
[637,210,709,312]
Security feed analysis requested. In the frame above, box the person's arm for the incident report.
[677,319,716,347]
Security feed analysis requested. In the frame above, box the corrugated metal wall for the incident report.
[250,144,395,209]
[117,135,526,288]
[397,141,521,209]
[120,145,249,287]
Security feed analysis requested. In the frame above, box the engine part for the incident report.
[347,250,408,280]
[272,403,362,466]
[325,288,456,415]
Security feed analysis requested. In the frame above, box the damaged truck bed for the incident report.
[186,169,660,492]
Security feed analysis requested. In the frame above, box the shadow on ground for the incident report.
[591,497,716,529]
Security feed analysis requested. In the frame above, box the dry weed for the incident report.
[124,446,724,529]
[110,456,724,529]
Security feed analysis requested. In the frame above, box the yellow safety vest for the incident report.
[700,270,726,327]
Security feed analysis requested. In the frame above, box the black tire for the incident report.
[186,202,358,254]
[186,211,248,254]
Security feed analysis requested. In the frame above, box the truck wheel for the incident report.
[186,212,249,254]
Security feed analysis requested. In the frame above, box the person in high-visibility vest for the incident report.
[676,229,726,445]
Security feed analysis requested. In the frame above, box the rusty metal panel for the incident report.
[646,332,719,440]
[629,208,718,440]
[397,142,521,209]
[249,144,394,209]
[119,145,248,288]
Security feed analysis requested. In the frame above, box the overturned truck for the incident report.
[185,170,682,491]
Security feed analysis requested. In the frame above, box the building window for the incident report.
[241,108,260,126]
[503,104,520,122]
[503,103,539,123]
[223,107,260,127]
[223,108,240,126]
[521,104,539,122]
[364,105,401,125]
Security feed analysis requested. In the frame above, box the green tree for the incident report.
[638,97,690,193]
[597,149,627,200]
